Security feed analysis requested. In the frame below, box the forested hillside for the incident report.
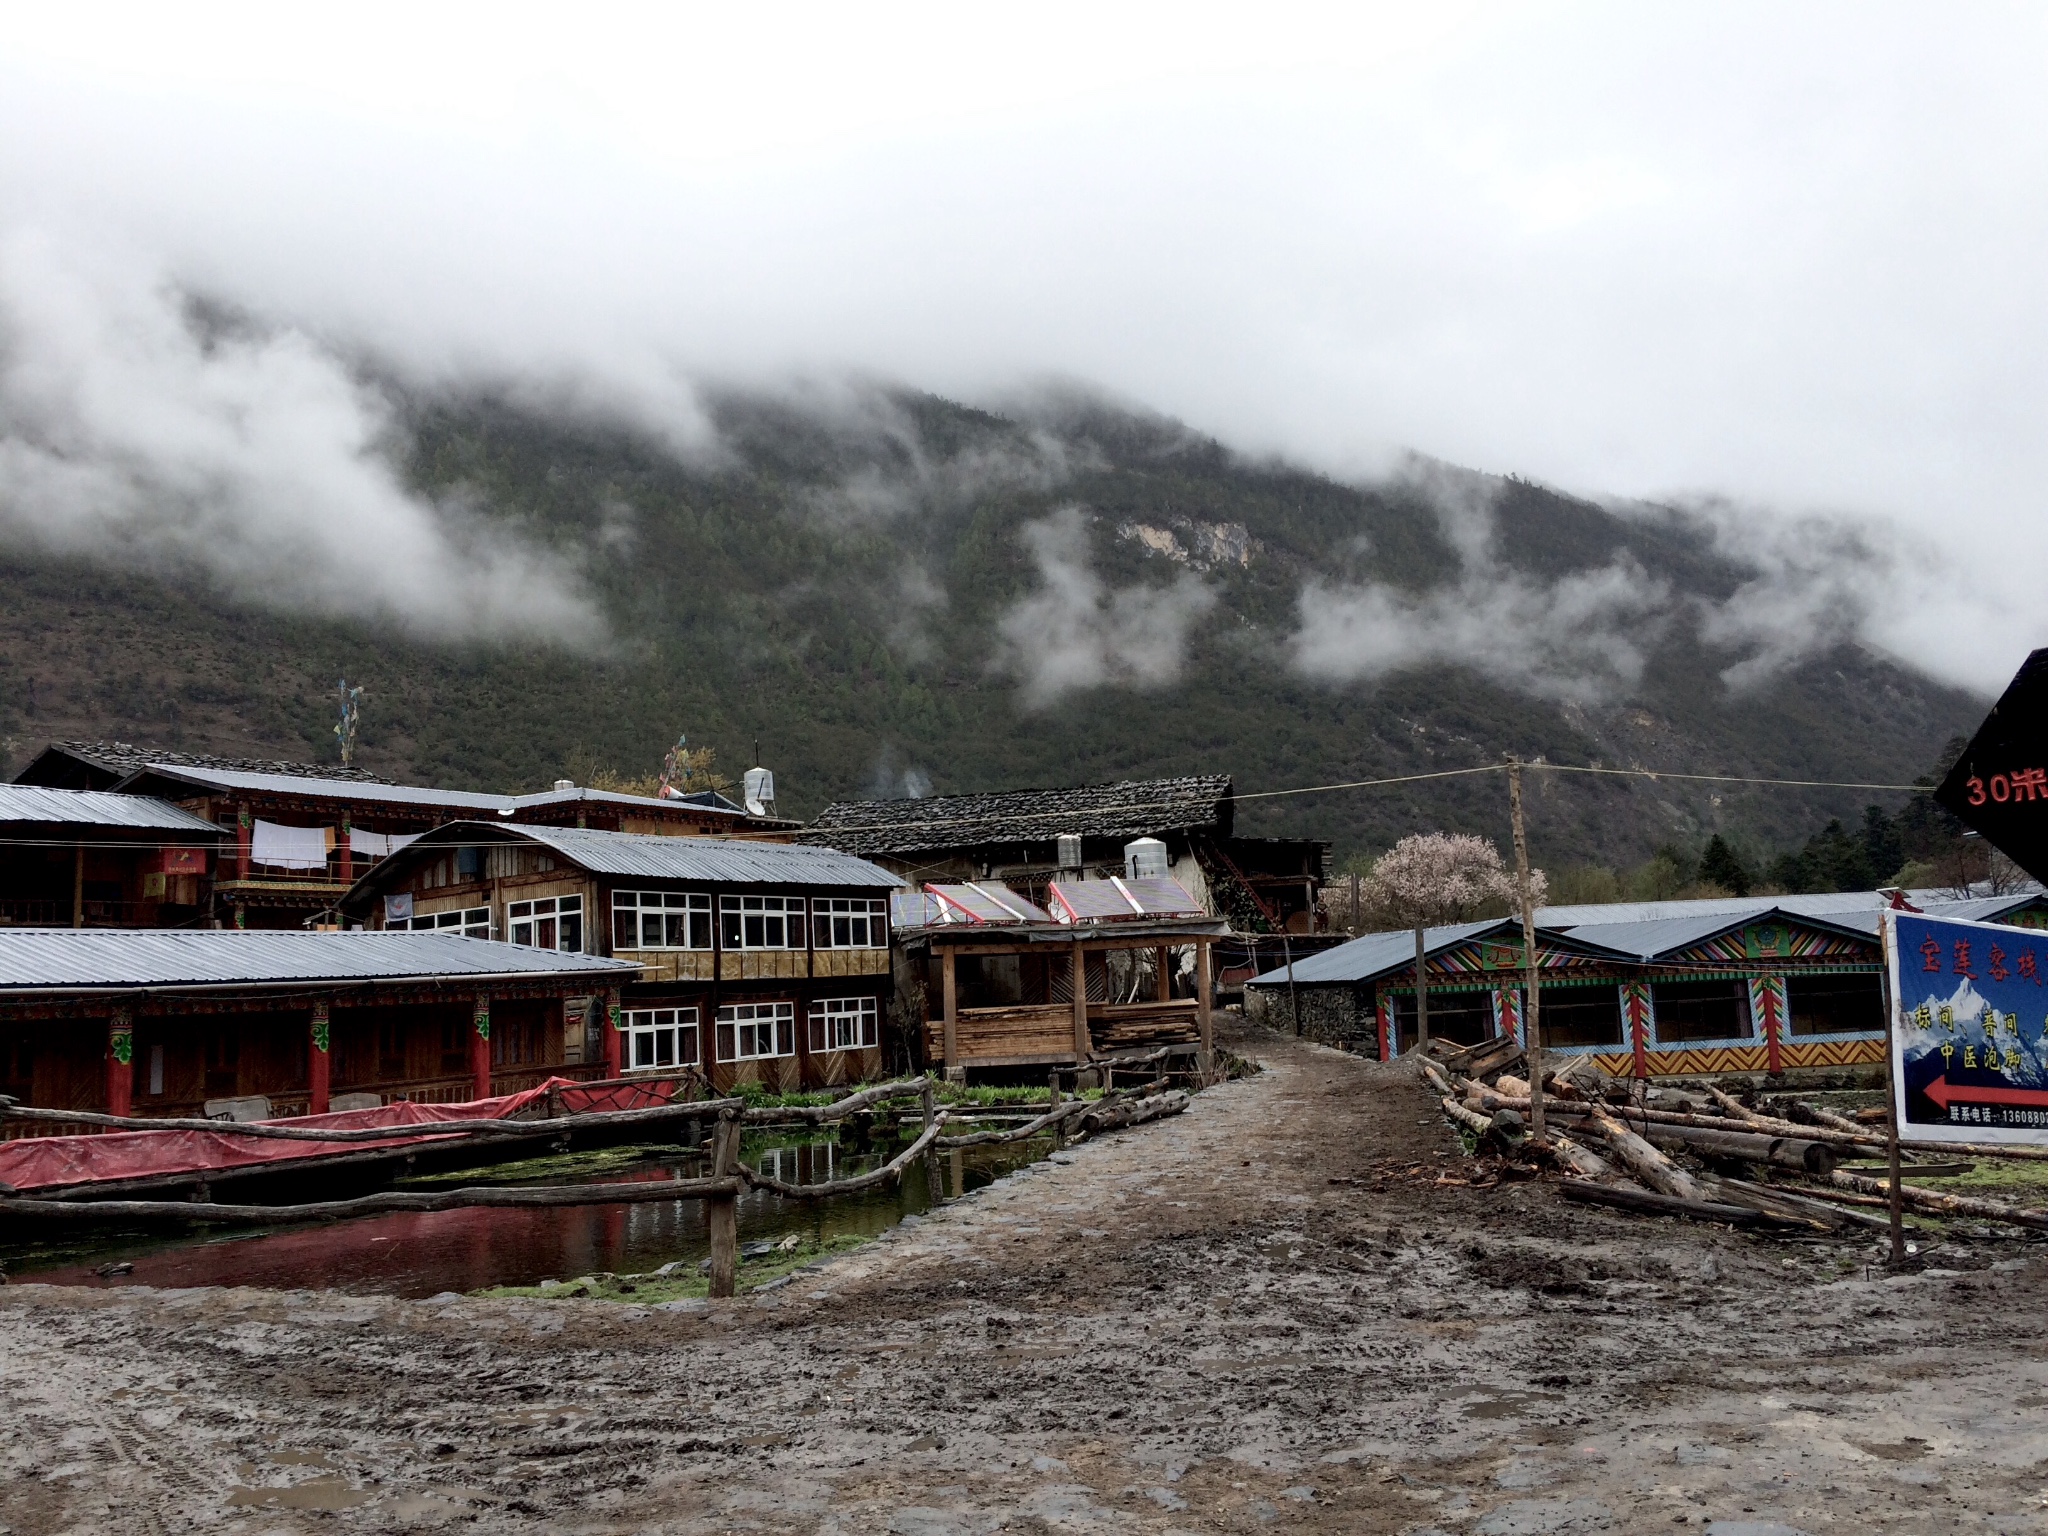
[0,387,1984,869]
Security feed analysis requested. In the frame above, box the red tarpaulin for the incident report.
[0,1077,687,1195]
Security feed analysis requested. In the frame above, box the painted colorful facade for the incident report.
[1244,890,2048,1079]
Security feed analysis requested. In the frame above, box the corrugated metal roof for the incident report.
[0,930,636,992]
[369,823,903,889]
[0,785,224,834]
[1249,891,2048,986]
[116,764,748,818]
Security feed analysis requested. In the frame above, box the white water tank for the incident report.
[744,766,776,817]
[1057,832,1083,870]
[553,779,575,792]
[1124,837,1169,880]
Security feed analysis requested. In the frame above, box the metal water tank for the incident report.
[743,766,776,816]
[1124,837,1169,880]
[1057,832,1083,870]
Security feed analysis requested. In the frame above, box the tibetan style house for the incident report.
[1245,889,2048,1082]
[341,825,903,1094]
[893,877,1229,1080]
[0,929,637,1130]
[12,741,799,931]
[805,775,1330,936]
[0,785,228,930]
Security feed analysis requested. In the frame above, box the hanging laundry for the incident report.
[251,820,334,872]
[349,829,420,860]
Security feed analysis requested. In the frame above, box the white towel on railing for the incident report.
[251,820,333,871]
[349,829,420,859]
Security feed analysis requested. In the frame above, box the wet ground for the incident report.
[3,1023,2047,1535]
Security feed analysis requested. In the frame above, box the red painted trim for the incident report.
[308,1005,331,1116]
[1756,977,1785,1075]
[105,1018,133,1118]
[1626,983,1651,1080]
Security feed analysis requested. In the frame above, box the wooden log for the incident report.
[1547,1131,1614,1181]
[1715,1176,1891,1231]
[1048,1070,1065,1151]
[1558,1180,1761,1226]
[741,1080,928,1124]
[739,1116,946,1198]
[1441,1096,1495,1138]
[1706,1085,1773,1127]
[1639,1123,1838,1177]
[921,1078,943,1205]
[0,1175,744,1228]
[1830,1168,2048,1232]
[937,1098,1091,1150]
[707,1114,740,1299]
[1585,1105,1709,1202]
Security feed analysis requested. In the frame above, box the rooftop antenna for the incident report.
[334,679,363,768]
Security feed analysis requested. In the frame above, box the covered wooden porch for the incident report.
[907,917,1226,1079]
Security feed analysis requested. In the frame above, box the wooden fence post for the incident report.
[707,1111,740,1298]
[922,1077,943,1204]
[941,948,958,1075]
[1048,1069,1065,1150]
[1196,938,1214,1084]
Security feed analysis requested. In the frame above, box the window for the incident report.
[509,895,583,952]
[1390,990,1495,1052]
[407,906,491,938]
[719,895,806,950]
[612,891,711,951]
[1786,973,1884,1036]
[625,1007,700,1071]
[813,898,887,949]
[808,996,880,1052]
[1539,987,1626,1049]
[716,1001,794,1061]
[1652,980,1755,1043]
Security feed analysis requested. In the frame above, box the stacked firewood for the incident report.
[1417,1038,2048,1237]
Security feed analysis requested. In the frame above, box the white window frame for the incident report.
[807,996,879,1052]
[716,1001,795,1062]
[407,906,491,938]
[624,1007,700,1072]
[812,898,887,950]
[719,895,806,951]
[612,890,711,951]
[508,894,584,952]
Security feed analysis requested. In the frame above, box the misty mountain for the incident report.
[0,386,1982,868]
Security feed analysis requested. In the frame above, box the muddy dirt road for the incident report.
[3,1026,2045,1535]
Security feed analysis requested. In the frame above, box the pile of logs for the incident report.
[1417,1038,2048,1238]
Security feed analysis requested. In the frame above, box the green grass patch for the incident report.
[396,1143,677,1188]
[471,1231,873,1305]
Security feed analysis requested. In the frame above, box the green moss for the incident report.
[472,1231,874,1304]
[396,1143,678,1188]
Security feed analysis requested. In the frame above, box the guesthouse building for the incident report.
[341,824,903,1093]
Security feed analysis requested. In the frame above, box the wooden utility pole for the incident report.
[707,1111,740,1298]
[1879,916,1906,1265]
[1507,757,1545,1143]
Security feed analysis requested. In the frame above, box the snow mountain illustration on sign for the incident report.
[1894,973,2048,1093]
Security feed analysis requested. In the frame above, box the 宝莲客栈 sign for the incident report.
[1887,909,2048,1146]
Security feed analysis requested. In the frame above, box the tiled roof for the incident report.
[804,775,1233,856]
[112,764,748,819]
[32,741,392,784]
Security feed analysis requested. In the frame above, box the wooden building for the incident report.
[0,785,227,930]
[341,824,902,1094]
[1245,890,2048,1082]
[805,775,1330,935]
[13,742,799,932]
[894,879,1228,1080]
[0,929,637,1130]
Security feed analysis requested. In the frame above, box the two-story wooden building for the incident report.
[341,825,903,1093]
[13,742,800,932]
[0,785,228,930]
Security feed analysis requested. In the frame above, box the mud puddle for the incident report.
[0,1128,1055,1297]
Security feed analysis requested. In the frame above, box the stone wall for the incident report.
[1245,982,1375,1054]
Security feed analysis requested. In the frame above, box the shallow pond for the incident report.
[1,1129,1054,1298]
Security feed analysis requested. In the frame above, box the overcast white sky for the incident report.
[0,3,2042,692]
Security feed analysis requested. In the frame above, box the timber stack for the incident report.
[1413,1035,2048,1239]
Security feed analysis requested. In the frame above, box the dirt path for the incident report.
[3,1026,2046,1535]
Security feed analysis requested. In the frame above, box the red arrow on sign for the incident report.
[1922,1076,2048,1111]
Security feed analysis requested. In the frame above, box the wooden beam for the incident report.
[1071,942,1090,1060]
[1196,938,1213,1082]
[941,947,958,1071]
[707,1113,740,1299]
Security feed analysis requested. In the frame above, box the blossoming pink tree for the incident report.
[1361,833,1546,1047]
